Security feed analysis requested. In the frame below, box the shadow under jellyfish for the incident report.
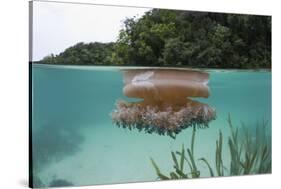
[111,69,216,138]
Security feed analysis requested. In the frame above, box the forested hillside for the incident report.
[38,9,271,69]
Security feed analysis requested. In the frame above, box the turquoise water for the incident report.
[31,64,271,187]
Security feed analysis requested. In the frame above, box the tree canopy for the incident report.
[40,42,114,65]
[38,9,271,69]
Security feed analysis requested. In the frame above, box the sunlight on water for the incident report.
[31,64,271,187]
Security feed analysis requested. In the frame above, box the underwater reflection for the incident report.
[111,69,216,138]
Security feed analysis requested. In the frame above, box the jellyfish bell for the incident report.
[111,69,216,138]
[123,70,210,104]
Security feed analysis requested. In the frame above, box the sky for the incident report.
[32,1,150,61]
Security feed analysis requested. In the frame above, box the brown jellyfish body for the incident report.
[111,69,216,138]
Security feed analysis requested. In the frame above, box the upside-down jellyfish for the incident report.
[111,69,216,138]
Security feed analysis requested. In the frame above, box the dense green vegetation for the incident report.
[40,42,114,65]
[38,9,271,69]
